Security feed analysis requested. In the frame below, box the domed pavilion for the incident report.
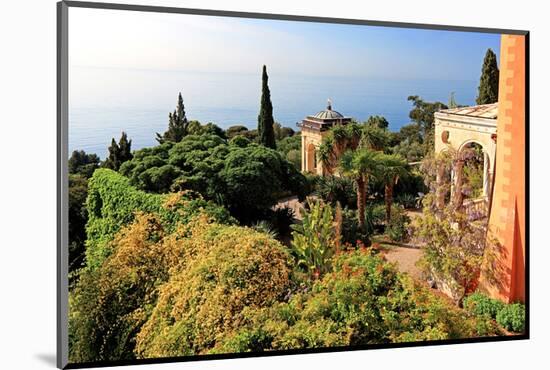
[297,100,351,175]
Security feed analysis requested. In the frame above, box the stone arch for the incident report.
[458,139,486,154]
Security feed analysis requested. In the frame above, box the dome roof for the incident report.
[312,100,344,120]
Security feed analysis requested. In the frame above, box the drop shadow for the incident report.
[35,353,57,367]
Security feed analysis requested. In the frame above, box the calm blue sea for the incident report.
[69,71,479,158]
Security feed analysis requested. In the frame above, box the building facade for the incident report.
[298,101,351,175]
[479,34,526,304]
[435,34,526,304]
[434,103,498,203]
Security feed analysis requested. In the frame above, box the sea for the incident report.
[69,70,479,159]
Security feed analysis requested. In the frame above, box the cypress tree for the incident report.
[118,131,133,164]
[448,92,458,108]
[103,131,132,171]
[258,65,276,149]
[476,48,499,105]
[103,138,120,170]
[156,92,189,143]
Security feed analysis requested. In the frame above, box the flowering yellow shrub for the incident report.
[208,249,495,354]
[134,221,292,358]
[70,213,177,362]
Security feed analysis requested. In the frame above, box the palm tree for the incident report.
[319,122,389,174]
[360,124,389,151]
[339,148,381,230]
[377,154,409,223]
[318,123,360,174]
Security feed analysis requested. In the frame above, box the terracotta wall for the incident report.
[480,34,526,303]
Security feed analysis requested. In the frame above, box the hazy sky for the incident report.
[69,7,500,107]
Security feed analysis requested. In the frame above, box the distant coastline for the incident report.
[69,73,478,158]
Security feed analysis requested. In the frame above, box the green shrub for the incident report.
[367,203,409,241]
[496,303,526,333]
[341,207,370,247]
[369,203,401,227]
[387,206,410,242]
[211,249,491,354]
[314,175,357,209]
[285,149,301,170]
[277,134,301,170]
[395,193,418,209]
[229,135,251,148]
[463,292,505,319]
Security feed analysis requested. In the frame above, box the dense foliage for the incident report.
[68,150,101,277]
[366,115,389,129]
[463,291,505,319]
[314,175,356,209]
[277,134,301,170]
[496,303,525,333]
[208,249,495,354]
[84,169,233,270]
[463,291,525,333]
[119,134,307,222]
[407,96,447,150]
[70,171,236,362]
[69,166,504,363]
[69,150,100,178]
[135,219,292,358]
[412,151,490,302]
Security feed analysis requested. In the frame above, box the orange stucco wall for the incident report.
[480,34,526,303]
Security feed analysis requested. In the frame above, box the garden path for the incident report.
[379,246,423,280]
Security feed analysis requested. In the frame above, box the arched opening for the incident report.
[457,141,491,218]
[460,142,485,199]
[306,143,317,173]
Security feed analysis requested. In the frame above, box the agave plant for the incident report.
[252,220,278,239]
[290,200,336,279]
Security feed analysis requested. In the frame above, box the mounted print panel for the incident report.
[57,1,529,368]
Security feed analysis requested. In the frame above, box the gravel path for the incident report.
[380,246,423,280]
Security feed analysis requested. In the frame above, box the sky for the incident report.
[68,7,501,109]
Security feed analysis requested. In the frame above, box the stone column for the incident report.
[452,158,465,210]
[301,135,306,172]
[483,152,489,198]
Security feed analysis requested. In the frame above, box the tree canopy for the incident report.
[119,134,307,222]
[69,150,100,178]
[366,115,389,129]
